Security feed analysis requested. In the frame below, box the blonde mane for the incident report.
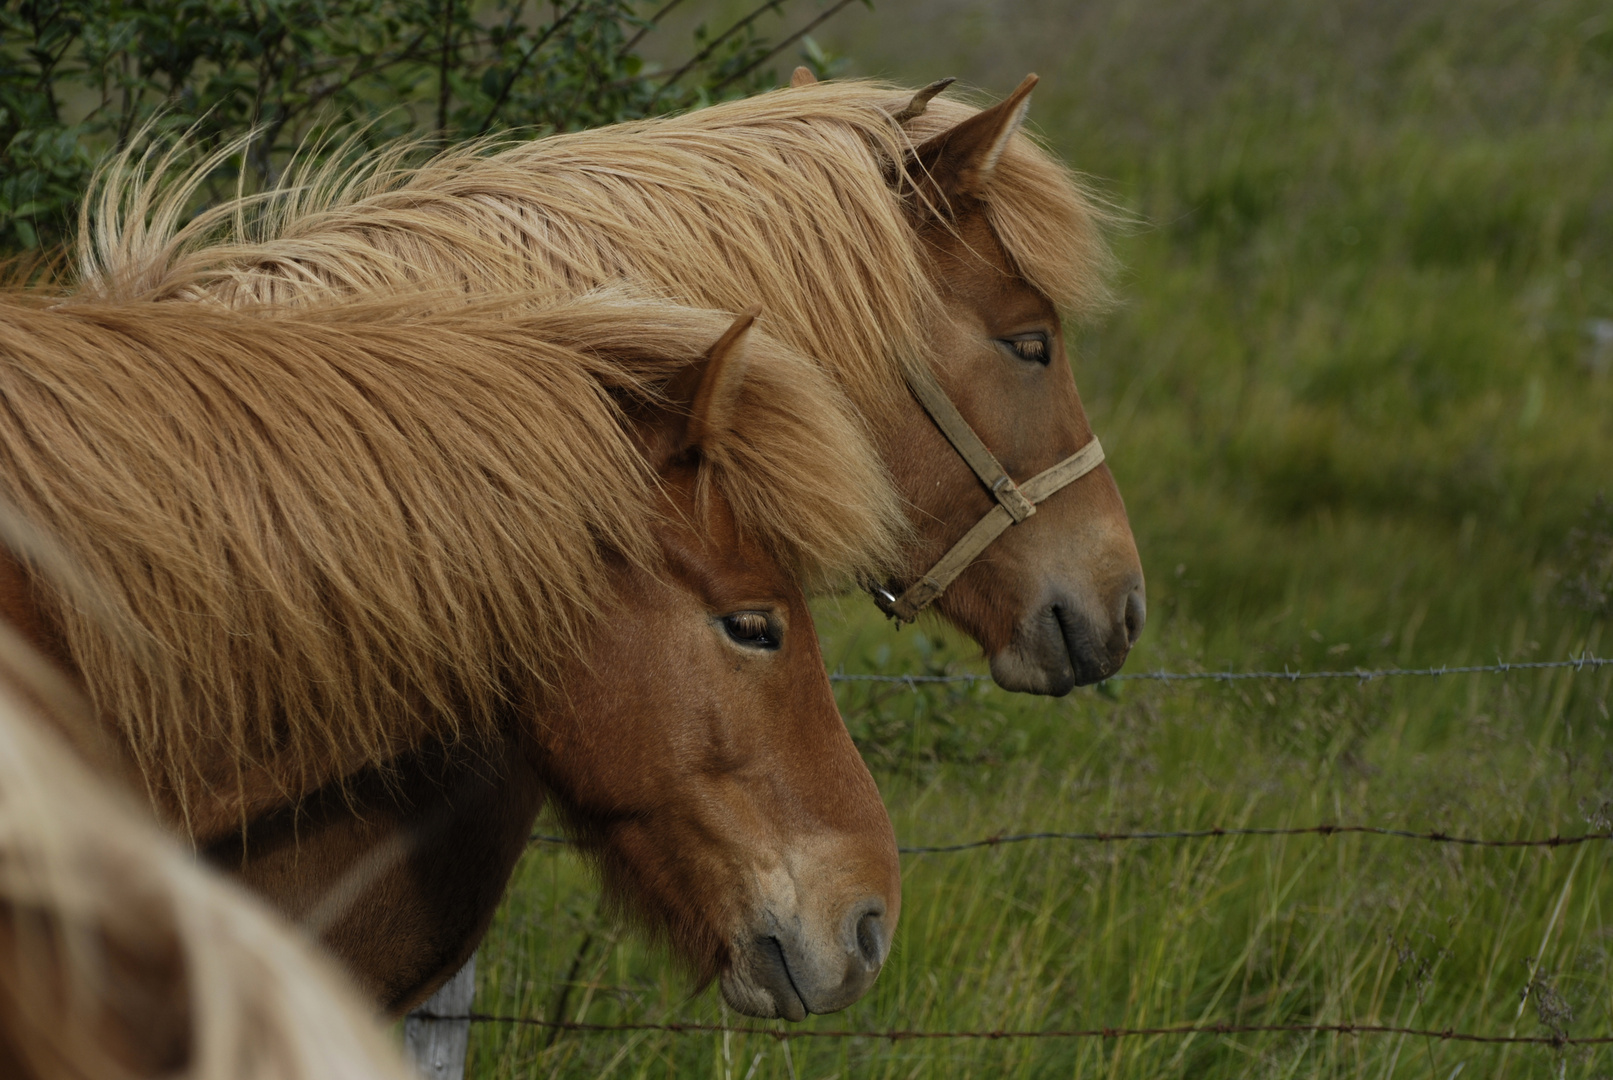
[0,291,902,827]
[77,80,1116,421]
[0,612,410,1080]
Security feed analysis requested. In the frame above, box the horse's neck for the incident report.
[207,730,546,1012]
[0,543,545,999]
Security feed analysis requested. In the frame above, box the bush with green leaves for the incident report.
[0,0,862,253]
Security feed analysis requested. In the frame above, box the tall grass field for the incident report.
[464,3,1613,1076]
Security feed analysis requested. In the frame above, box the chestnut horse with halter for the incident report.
[0,292,902,1017]
[62,75,1146,1007]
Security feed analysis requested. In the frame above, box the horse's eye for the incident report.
[1001,333,1050,364]
[723,611,779,649]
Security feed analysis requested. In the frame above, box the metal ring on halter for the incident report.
[871,367,1106,625]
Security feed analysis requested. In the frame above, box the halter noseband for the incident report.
[871,365,1106,624]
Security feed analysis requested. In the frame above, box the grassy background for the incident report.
[463,2,1613,1076]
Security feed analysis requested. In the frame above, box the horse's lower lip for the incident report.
[765,936,809,1021]
[1051,604,1107,685]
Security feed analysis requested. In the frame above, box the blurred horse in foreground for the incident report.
[0,607,408,1079]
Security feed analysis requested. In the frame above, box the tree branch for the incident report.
[619,0,687,56]
[645,0,786,109]
[437,0,455,138]
[301,29,434,112]
[476,0,588,135]
[711,0,861,94]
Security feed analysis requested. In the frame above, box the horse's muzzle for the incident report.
[720,897,889,1020]
[990,577,1146,695]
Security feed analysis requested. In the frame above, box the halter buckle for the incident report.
[991,476,1036,523]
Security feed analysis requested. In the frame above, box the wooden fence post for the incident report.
[402,954,476,1080]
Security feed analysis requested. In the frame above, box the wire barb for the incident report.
[893,825,1613,854]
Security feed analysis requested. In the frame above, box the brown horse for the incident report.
[0,611,410,1080]
[0,291,904,1017]
[84,74,1145,695]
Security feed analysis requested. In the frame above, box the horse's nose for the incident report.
[1122,580,1147,649]
[793,896,886,1011]
[853,904,887,969]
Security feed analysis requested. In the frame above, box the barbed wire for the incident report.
[830,654,1613,687]
[528,825,1613,853]
[894,825,1613,854]
[530,649,1613,852]
[421,1013,1605,1046]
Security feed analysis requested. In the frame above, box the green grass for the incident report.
[462,3,1613,1076]
[465,606,1613,1079]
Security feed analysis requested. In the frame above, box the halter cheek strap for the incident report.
[872,365,1106,624]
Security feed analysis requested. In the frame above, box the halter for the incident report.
[871,364,1105,624]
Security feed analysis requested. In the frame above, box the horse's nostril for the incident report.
[854,910,885,968]
[1123,587,1147,648]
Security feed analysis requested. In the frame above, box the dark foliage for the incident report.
[0,0,863,252]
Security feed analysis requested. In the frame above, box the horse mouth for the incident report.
[765,936,809,1021]
[722,933,808,1020]
[989,600,1129,695]
[1053,603,1124,687]
[719,889,892,1019]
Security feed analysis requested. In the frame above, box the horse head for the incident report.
[879,75,1147,694]
[533,311,901,1020]
[75,79,1147,700]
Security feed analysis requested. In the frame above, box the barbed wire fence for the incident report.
[408,654,1613,1077]
[417,1014,1612,1048]
[529,824,1613,853]
[828,653,1613,686]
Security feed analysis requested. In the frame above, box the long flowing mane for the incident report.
[77,80,1117,420]
[0,291,901,827]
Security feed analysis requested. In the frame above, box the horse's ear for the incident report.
[908,73,1038,206]
[790,66,818,87]
[677,306,760,456]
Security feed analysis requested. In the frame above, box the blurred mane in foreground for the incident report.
[0,613,408,1079]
